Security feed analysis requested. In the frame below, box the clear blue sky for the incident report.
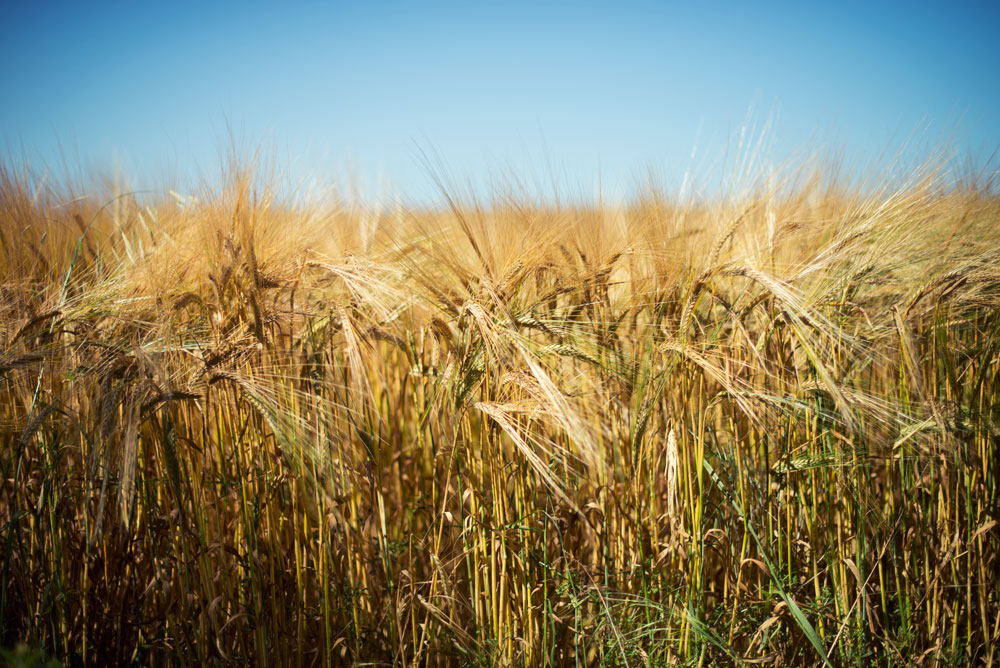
[2,1,998,202]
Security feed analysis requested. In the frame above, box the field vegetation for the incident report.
[1,153,998,666]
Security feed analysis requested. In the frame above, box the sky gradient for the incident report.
[2,1,998,202]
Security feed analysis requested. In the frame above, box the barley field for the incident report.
[1,157,998,666]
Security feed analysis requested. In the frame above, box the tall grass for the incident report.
[1,157,998,666]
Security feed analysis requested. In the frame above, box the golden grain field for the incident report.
[1,157,998,666]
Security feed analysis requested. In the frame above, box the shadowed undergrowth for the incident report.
[1,159,998,666]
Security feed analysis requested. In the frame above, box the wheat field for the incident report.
[1,156,998,666]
